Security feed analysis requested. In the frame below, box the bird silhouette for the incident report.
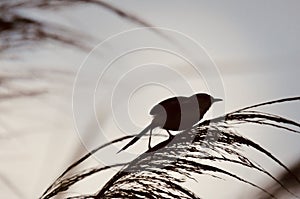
[117,93,222,153]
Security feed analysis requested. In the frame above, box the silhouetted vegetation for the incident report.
[40,97,300,199]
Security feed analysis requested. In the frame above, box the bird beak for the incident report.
[213,98,223,103]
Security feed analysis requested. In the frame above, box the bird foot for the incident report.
[167,130,174,139]
[169,134,175,139]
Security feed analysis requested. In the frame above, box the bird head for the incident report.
[192,93,223,111]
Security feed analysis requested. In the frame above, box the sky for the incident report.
[1,1,300,198]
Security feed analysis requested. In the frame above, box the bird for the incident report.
[117,93,222,153]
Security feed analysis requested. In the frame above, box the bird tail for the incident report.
[117,124,152,153]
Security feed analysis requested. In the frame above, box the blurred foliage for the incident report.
[0,0,153,52]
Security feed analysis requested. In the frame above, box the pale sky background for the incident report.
[0,1,300,199]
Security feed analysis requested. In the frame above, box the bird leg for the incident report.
[148,128,153,149]
[167,130,174,138]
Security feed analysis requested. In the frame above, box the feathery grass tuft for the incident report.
[40,96,300,199]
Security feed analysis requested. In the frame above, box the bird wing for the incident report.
[149,96,187,115]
